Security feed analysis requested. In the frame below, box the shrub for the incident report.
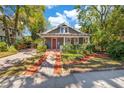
[82,50,90,56]
[0,42,7,52]
[62,44,92,55]
[37,45,47,53]
[86,44,95,53]
[7,46,18,53]
[62,54,83,62]
[121,57,124,61]
[62,44,72,53]
[62,44,84,54]
[107,41,124,60]
[15,39,25,50]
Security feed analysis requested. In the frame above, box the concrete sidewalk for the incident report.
[0,69,124,88]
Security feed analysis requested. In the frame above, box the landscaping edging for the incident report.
[70,67,124,74]
[54,52,62,75]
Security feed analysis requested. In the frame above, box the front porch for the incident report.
[44,36,90,49]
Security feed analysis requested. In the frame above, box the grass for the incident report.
[0,51,17,58]
[62,53,83,62]
[62,53,124,73]
[0,54,43,78]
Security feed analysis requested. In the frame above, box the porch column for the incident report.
[87,37,90,44]
[77,37,79,44]
[63,37,65,45]
[83,37,84,44]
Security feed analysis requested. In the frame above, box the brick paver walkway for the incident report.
[38,51,62,77]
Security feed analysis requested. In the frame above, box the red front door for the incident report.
[52,38,57,49]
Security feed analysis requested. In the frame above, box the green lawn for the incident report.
[0,52,17,58]
[62,54,124,73]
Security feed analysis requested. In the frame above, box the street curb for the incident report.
[70,67,124,74]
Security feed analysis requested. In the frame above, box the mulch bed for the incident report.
[22,53,48,76]
[80,53,109,62]
[54,52,62,75]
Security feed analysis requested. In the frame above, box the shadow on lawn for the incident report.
[63,57,124,72]
[0,69,124,88]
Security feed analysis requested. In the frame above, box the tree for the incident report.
[4,5,47,43]
[76,5,124,51]
[26,6,46,40]
[106,6,124,41]
[0,6,12,45]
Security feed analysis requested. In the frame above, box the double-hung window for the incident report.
[60,26,69,33]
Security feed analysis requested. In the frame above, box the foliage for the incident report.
[36,45,47,53]
[76,5,124,53]
[62,44,84,54]
[85,44,95,53]
[26,6,47,40]
[0,5,46,45]
[7,46,18,53]
[33,38,45,45]
[62,44,92,55]
[107,41,124,59]
[62,53,83,62]
[0,42,7,52]
[15,39,26,50]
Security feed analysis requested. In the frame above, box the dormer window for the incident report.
[60,26,69,33]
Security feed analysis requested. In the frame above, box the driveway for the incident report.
[0,69,124,88]
[0,49,36,65]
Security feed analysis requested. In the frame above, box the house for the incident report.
[0,23,23,43]
[40,23,90,49]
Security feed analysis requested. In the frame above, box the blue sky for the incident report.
[44,5,81,30]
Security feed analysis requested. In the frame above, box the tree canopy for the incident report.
[76,5,124,51]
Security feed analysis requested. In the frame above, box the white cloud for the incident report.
[48,9,79,27]
[48,12,69,27]
[64,9,78,21]
[74,24,81,29]
[46,5,57,9]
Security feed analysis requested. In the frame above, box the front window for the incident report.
[60,27,69,33]
[60,27,65,33]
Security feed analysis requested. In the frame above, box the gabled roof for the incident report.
[42,23,89,35]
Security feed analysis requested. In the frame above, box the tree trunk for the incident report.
[3,15,11,45]
[12,5,20,44]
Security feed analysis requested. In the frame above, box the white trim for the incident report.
[77,38,79,44]
[42,26,58,34]
[42,35,88,38]
[41,23,90,36]
[63,37,65,45]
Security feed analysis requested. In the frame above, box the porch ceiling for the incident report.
[40,33,89,38]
